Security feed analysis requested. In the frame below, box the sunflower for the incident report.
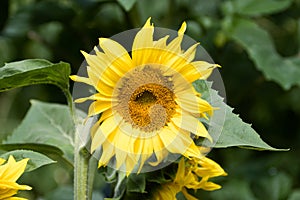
[153,156,227,200]
[0,156,32,200]
[71,18,219,174]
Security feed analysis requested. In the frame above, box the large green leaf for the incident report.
[4,100,75,162]
[0,59,70,92]
[215,106,284,150]
[225,18,300,90]
[231,0,292,16]
[195,80,284,150]
[0,149,55,172]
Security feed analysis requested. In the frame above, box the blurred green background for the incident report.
[0,0,300,199]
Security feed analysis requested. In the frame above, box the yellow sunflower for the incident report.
[0,156,32,200]
[153,156,227,200]
[71,18,219,174]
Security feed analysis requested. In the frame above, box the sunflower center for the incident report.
[134,90,157,104]
[114,66,177,132]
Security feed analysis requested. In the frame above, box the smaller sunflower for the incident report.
[153,155,227,200]
[0,156,32,200]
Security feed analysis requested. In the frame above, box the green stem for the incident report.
[87,156,98,199]
[64,89,91,200]
[74,136,90,200]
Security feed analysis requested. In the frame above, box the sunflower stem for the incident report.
[64,89,91,200]
[74,138,90,200]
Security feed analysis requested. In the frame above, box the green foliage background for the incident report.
[0,0,300,199]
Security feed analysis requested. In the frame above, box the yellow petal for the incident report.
[153,35,169,49]
[181,188,198,200]
[159,127,200,157]
[0,181,31,190]
[91,115,122,152]
[98,142,115,167]
[113,127,133,153]
[164,43,199,74]
[74,93,116,103]
[148,136,168,166]
[90,120,100,138]
[164,22,186,55]
[87,64,119,88]
[125,154,137,175]
[171,114,212,142]
[197,178,222,191]
[115,148,127,170]
[174,158,185,184]
[69,75,92,85]
[98,108,113,123]
[180,61,220,82]
[0,188,17,199]
[137,154,151,173]
[86,67,114,96]
[182,43,199,62]
[99,38,133,74]
[132,17,154,66]
[195,157,227,177]
[81,51,106,76]
[175,93,213,116]
[178,21,187,35]
[1,156,29,182]
[88,101,111,117]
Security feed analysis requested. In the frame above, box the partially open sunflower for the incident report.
[71,18,219,174]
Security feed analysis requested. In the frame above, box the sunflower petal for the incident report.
[75,93,116,103]
[159,127,200,157]
[132,17,154,66]
[69,75,92,85]
[175,93,213,116]
[180,61,219,82]
[98,142,115,167]
[171,114,212,142]
[1,156,29,182]
[88,101,111,117]
[181,188,198,200]
[91,115,122,152]
[174,158,185,184]
[99,38,133,74]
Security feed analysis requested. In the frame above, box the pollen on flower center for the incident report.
[114,66,177,132]
[129,83,176,131]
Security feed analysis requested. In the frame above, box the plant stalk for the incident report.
[64,89,91,200]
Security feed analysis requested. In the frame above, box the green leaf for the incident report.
[0,149,55,172]
[225,18,300,90]
[0,59,70,92]
[117,0,137,11]
[0,143,73,170]
[4,100,75,162]
[215,106,282,150]
[127,174,146,193]
[231,0,292,16]
[195,80,284,150]
[0,143,63,156]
